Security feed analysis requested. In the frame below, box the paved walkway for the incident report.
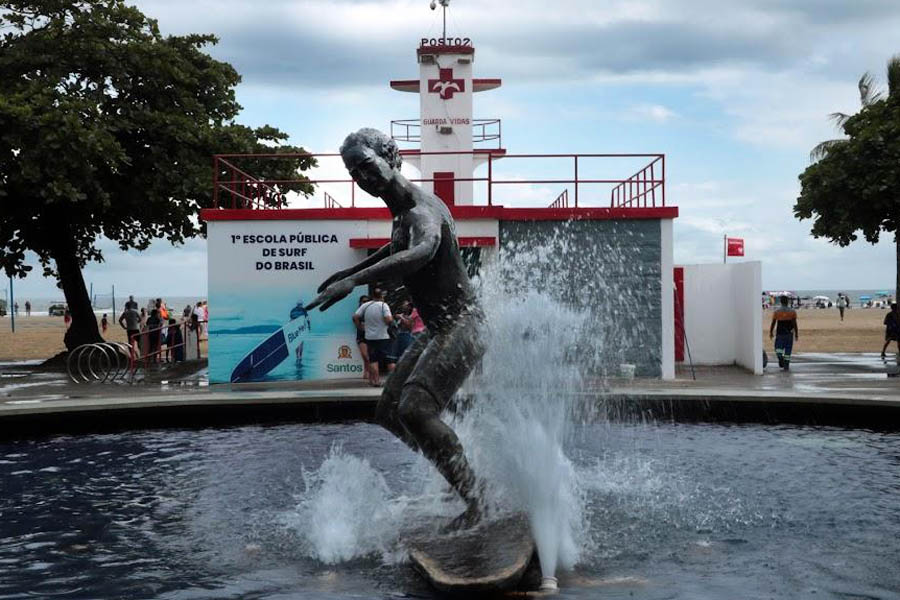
[1,353,899,431]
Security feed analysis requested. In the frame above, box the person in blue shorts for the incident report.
[769,295,799,370]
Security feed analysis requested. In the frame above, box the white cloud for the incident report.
[626,103,678,123]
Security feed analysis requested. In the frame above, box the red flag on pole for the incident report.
[726,237,745,257]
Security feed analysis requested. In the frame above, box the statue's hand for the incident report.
[317,269,351,293]
[305,278,355,312]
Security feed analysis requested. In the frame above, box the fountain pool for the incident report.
[2,420,898,599]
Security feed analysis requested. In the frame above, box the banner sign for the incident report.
[206,219,369,383]
[726,237,745,257]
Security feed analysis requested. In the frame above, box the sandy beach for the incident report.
[761,306,890,355]
[0,315,206,362]
[0,306,892,363]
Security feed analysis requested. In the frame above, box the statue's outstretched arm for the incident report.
[315,242,395,293]
[347,221,439,286]
[306,222,439,312]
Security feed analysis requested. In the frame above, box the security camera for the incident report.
[430,0,436,9]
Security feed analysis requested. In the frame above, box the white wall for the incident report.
[680,262,762,374]
[731,262,763,374]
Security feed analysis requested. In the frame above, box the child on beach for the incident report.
[101,314,108,334]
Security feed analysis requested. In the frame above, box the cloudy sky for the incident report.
[11,0,900,300]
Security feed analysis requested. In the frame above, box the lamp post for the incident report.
[8,276,14,333]
[429,0,450,39]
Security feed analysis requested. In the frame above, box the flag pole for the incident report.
[723,235,727,264]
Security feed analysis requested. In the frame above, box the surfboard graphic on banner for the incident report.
[206,219,370,383]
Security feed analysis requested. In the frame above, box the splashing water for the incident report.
[456,225,647,577]
[292,445,403,564]
[456,288,588,577]
[291,225,645,577]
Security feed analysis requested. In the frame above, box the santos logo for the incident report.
[327,363,362,373]
[327,345,360,373]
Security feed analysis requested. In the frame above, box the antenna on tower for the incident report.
[429,0,451,40]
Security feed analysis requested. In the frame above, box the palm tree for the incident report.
[806,56,900,308]
[809,55,900,162]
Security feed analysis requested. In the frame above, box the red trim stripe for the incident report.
[350,236,496,249]
[200,206,678,222]
[417,45,475,55]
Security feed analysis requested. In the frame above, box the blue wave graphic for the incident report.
[210,324,281,335]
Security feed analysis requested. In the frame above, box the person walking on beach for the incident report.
[769,295,799,370]
[838,294,847,321]
[881,303,900,359]
[24,300,30,317]
[353,288,395,386]
[119,305,141,352]
[101,313,108,334]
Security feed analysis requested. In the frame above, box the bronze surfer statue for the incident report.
[306,128,485,530]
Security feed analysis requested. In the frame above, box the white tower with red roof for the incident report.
[390,1,501,205]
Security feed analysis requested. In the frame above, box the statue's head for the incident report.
[340,128,402,197]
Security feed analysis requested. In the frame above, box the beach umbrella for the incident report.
[860,295,872,301]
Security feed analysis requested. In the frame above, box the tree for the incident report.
[795,56,900,300]
[0,1,315,350]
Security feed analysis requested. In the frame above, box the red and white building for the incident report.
[201,37,681,384]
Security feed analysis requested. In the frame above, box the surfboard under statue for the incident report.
[230,305,310,383]
[406,513,536,594]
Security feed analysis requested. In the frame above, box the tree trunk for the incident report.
[51,233,103,351]
[896,233,899,308]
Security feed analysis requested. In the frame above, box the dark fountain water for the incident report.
[2,423,899,599]
[3,236,900,599]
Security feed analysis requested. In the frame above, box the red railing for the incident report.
[391,119,502,147]
[549,189,569,208]
[213,156,290,209]
[125,318,206,379]
[324,191,344,208]
[610,155,665,208]
[212,151,665,209]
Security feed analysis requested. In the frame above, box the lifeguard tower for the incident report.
[388,17,502,205]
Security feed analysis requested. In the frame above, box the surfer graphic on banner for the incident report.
[230,299,312,383]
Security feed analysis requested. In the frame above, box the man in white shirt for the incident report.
[353,288,395,385]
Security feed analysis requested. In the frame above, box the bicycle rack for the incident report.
[66,342,135,384]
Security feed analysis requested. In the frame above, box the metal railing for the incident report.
[391,119,502,146]
[66,318,206,384]
[212,151,665,209]
[212,156,289,210]
[549,189,569,208]
[610,155,665,208]
[324,191,344,208]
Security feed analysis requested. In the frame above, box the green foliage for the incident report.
[795,57,900,247]
[0,0,315,279]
